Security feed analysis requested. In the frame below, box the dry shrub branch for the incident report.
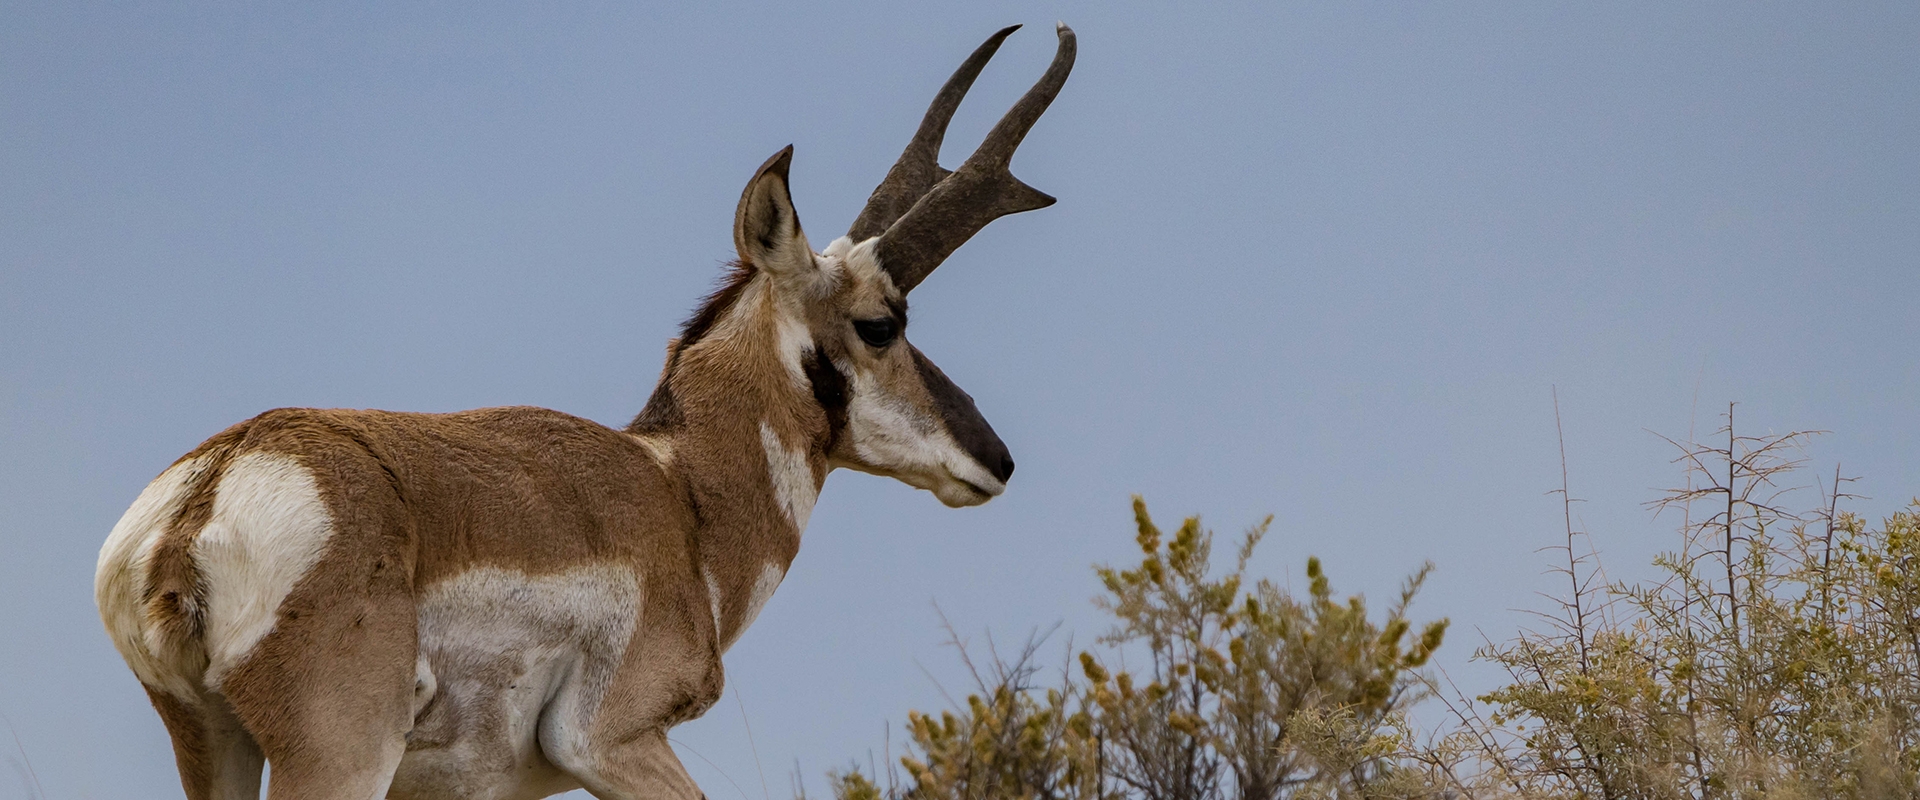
[820,498,1448,800]
[814,405,1920,799]
[1465,406,1920,798]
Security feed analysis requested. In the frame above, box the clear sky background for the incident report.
[3,2,1916,798]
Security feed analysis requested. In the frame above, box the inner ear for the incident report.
[733,145,814,273]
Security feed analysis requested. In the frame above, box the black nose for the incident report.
[910,345,1016,487]
[972,431,1014,485]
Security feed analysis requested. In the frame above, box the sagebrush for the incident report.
[812,406,1920,799]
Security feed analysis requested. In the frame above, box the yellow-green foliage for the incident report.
[817,410,1920,800]
[826,498,1448,800]
[1464,415,1920,798]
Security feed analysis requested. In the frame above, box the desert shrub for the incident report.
[815,406,1920,800]
[1450,407,1920,798]
[820,497,1449,800]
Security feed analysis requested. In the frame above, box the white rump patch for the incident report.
[96,457,209,698]
[760,420,818,532]
[194,452,337,687]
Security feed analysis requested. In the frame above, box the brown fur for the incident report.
[134,291,822,797]
[134,368,795,796]
[111,141,1019,799]
[105,30,1074,790]
[142,424,251,676]
[632,262,759,433]
[145,686,263,800]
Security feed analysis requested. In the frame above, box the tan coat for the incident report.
[95,23,1071,800]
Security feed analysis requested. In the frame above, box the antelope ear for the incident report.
[733,145,815,274]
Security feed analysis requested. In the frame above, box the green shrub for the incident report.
[823,498,1448,800]
[815,406,1920,800]
[1456,408,1920,798]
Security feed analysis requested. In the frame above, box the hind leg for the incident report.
[214,551,418,799]
[144,687,265,800]
[221,601,415,799]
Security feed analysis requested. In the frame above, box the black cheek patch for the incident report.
[909,347,1015,484]
[802,345,849,450]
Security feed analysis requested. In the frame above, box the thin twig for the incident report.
[669,735,757,800]
[733,684,772,800]
[1552,387,1593,676]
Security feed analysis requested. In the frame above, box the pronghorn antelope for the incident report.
[95,23,1073,800]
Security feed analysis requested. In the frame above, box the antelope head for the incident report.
[722,24,1074,508]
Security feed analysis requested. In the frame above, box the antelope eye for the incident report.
[853,318,898,348]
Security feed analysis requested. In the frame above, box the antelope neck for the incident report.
[634,282,828,647]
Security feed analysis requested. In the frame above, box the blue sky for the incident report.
[3,2,1916,797]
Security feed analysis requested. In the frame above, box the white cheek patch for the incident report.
[759,420,818,533]
[194,452,338,687]
[845,368,943,469]
[96,457,208,699]
[844,368,1004,505]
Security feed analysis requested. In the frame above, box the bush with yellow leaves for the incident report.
[1448,408,1920,798]
[814,405,1920,800]
[817,498,1448,800]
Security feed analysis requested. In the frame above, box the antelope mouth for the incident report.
[933,468,1004,508]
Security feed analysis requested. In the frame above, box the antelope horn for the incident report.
[846,25,1021,244]
[861,23,1077,294]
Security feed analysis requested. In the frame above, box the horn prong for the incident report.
[846,25,1021,243]
[873,23,1076,294]
[967,23,1074,171]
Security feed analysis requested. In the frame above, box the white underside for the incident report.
[391,565,640,800]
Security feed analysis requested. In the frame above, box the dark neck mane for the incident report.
[627,263,757,434]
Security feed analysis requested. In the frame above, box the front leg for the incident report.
[546,563,724,799]
[556,728,704,800]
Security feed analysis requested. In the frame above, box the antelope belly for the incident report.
[390,565,640,800]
